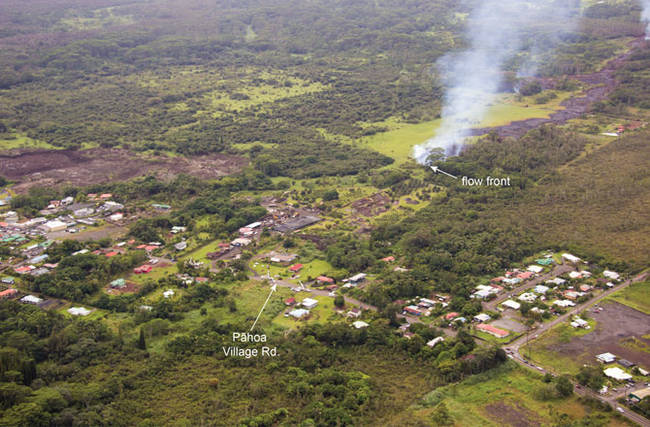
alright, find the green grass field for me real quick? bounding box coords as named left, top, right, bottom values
left=607, top=280, right=650, bottom=314
left=399, top=361, right=626, bottom=427
left=0, top=133, right=58, bottom=150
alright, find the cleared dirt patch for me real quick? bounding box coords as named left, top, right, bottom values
left=350, top=192, right=391, bottom=217
left=0, top=148, right=247, bottom=193
left=484, top=402, right=541, bottom=427
left=549, top=301, right=650, bottom=368
left=106, top=281, right=140, bottom=295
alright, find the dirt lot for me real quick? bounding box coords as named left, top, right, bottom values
left=484, top=402, right=541, bottom=427
left=0, top=148, right=248, bottom=193
left=350, top=192, right=391, bottom=217
left=48, top=225, right=127, bottom=241
left=492, top=317, right=527, bottom=334
left=106, top=281, right=140, bottom=295
left=549, top=301, right=650, bottom=368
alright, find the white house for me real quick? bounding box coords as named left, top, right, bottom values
left=68, top=307, right=91, bottom=316
left=604, top=367, right=632, bottom=381
left=562, top=253, right=581, bottom=264
left=474, top=313, right=491, bottom=323
left=546, top=277, right=566, bottom=285
left=163, top=289, right=175, bottom=298
left=502, top=300, right=521, bottom=310
left=527, top=265, right=543, bottom=274
left=41, top=220, right=67, bottom=233
left=518, top=292, right=537, bottom=303
left=352, top=321, right=369, bottom=329
left=533, top=285, right=550, bottom=294
left=301, top=298, right=318, bottom=309
left=553, top=299, right=576, bottom=308
left=289, top=308, right=310, bottom=319
left=603, top=270, right=620, bottom=280
left=20, top=295, right=43, bottom=305
left=596, top=352, right=616, bottom=363
left=426, top=337, right=445, bottom=348
left=571, top=317, right=589, bottom=329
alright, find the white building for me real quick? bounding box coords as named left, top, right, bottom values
left=163, top=289, right=175, bottom=298
left=231, top=237, right=252, bottom=247
left=546, top=277, right=566, bottom=286
left=533, top=285, right=550, bottom=294
left=527, top=265, right=543, bottom=273
left=553, top=299, right=576, bottom=308
left=68, top=307, right=91, bottom=316
left=596, top=352, right=616, bottom=363
left=352, top=321, right=369, bottom=329
left=20, top=295, right=43, bottom=305
left=502, top=300, right=521, bottom=310
left=604, top=367, right=632, bottom=381
left=571, top=317, right=589, bottom=329
left=41, top=220, right=67, bottom=232
left=603, top=270, right=620, bottom=280
left=301, top=298, right=318, bottom=309
left=426, top=337, right=445, bottom=348
left=562, top=253, right=581, bottom=264
left=289, top=308, right=310, bottom=319
left=474, top=313, right=491, bottom=323
left=518, top=292, right=537, bottom=303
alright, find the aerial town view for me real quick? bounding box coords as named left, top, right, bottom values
left=0, top=0, right=649, bottom=426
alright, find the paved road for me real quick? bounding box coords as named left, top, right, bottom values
left=506, top=272, right=650, bottom=427
left=484, top=264, right=574, bottom=311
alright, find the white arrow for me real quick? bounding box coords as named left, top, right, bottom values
left=250, top=283, right=277, bottom=332
left=430, top=165, right=458, bottom=179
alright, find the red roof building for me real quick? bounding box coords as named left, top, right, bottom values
left=195, top=277, right=208, bottom=283
left=403, top=306, right=422, bottom=316
left=136, top=244, right=147, bottom=249
left=445, top=312, right=459, bottom=321
left=0, top=289, right=17, bottom=299
left=15, top=266, right=32, bottom=273
left=381, top=256, right=395, bottom=262
left=284, top=297, right=296, bottom=306
left=134, top=265, right=153, bottom=274
left=289, top=264, right=303, bottom=272
left=105, top=251, right=118, bottom=258
left=517, top=272, right=533, bottom=280
left=317, top=276, right=334, bottom=284
left=144, top=245, right=158, bottom=252
left=476, top=323, right=509, bottom=338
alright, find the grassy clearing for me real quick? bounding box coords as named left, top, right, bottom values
left=397, top=361, right=626, bottom=427
left=607, top=280, right=650, bottom=314
left=0, top=133, right=58, bottom=150
left=522, top=322, right=594, bottom=375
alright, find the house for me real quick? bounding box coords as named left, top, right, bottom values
left=570, top=317, right=589, bottom=329
left=289, top=264, right=303, bottom=273
left=427, top=337, right=445, bottom=348
left=325, top=284, right=338, bottom=292
left=630, top=388, right=650, bottom=403
left=73, top=207, right=94, bottom=218
left=269, top=253, right=297, bottom=264
left=289, top=308, right=310, bottom=319
left=2, top=277, right=15, bottom=285
left=284, top=297, right=296, bottom=306
left=444, top=312, right=459, bottom=321
left=231, top=237, right=252, bottom=247
left=536, top=258, right=554, bottom=266
left=596, top=352, right=616, bottom=364
left=109, top=213, right=123, bottom=222
left=618, top=359, right=635, bottom=368
left=604, top=367, right=632, bottom=381
left=518, top=292, right=537, bottom=303
left=0, top=289, right=18, bottom=299
left=347, top=308, right=361, bottom=318
left=346, top=273, right=367, bottom=285
left=562, top=253, right=581, bottom=264
left=301, top=298, right=318, bottom=309
left=527, top=265, right=543, bottom=274
left=516, top=271, right=534, bottom=280
left=174, top=241, right=188, bottom=251
left=563, top=290, right=582, bottom=300
left=171, top=226, right=186, bottom=234
left=474, top=313, right=491, bottom=323
left=105, top=251, right=118, bottom=258
left=476, top=324, right=509, bottom=338
left=502, top=300, right=521, bottom=310
left=403, top=306, right=422, bottom=316
left=352, top=320, right=369, bottom=329
left=68, top=307, right=91, bottom=316
left=110, top=278, right=126, bottom=289
left=246, top=221, right=262, bottom=229
left=163, top=289, right=175, bottom=298
left=579, top=284, right=592, bottom=292
left=603, top=270, right=620, bottom=280
left=21, top=295, right=43, bottom=305
left=134, top=265, right=153, bottom=274
left=553, top=299, right=576, bottom=308
left=381, top=256, right=395, bottom=262
left=316, top=276, right=334, bottom=285
left=533, top=285, right=550, bottom=294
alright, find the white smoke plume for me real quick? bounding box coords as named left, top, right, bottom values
left=413, top=0, right=578, bottom=164
left=642, top=0, right=650, bottom=39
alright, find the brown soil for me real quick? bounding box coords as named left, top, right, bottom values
left=469, top=37, right=647, bottom=139
left=549, top=301, right=650, bottom=368
left=484, top=402, right=541, bottom=427
left=351, top=192, right=391, bottom=217
left=0, top=148, right=248, bottom=193
left=106, top=281, right=140, bottom=295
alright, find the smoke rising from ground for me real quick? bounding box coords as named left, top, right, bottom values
left=413, top=0, right=577, bottom=164
left=642, top=0, right=650, bottom=39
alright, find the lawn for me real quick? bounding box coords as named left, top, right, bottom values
left=398, top=361, right=627, bottom=427
left=607, top=280, right=650, bottom=314
left=521, top=321, right=597, bottom=375
left=0, top=133, right=58, bottom=150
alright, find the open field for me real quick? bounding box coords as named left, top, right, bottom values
left=607, top=280, right=650, bottom=314
left=395, top=361, right=628, bottom=427
left=524, top=301, right=650, bottom=375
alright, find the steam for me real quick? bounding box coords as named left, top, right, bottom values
left=413, top=0, right=577, bottom=164
left=643, top=0, right=650, bottom=40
